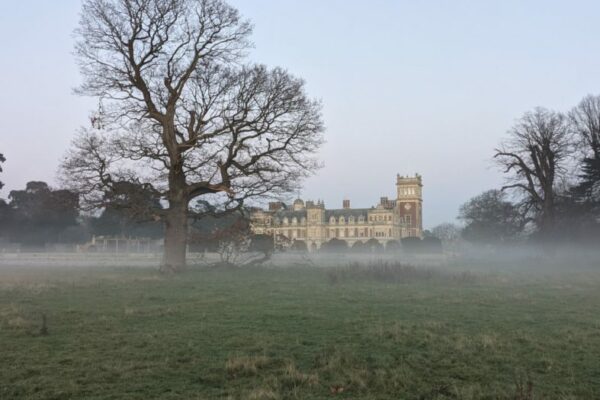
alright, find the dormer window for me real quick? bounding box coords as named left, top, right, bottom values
left=339, top=216, right=345, bottom=224
left=349, top=216, right=355, bottom=224
left=329, top=216, right=336, bottom=224
left=283, top=217, right=289, bottom=225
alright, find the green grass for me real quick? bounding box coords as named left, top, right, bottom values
left=1, top=263, right=600, bottom=399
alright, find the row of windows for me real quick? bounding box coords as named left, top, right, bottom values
left=267, top=214, right=411, bottom=226
left=326, top=228, right=393, bottom=239
left=267, top=227, right=418, bottom=239
left=399, top=187, right=418, bottom=196
left=268, top=217, right=306, bottom=225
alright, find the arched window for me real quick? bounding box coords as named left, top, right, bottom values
left=349, top=216, right=355, bottom=224
left=329, top=216, right=336, bottom=224
left=339, top=216, right=345, bottom=224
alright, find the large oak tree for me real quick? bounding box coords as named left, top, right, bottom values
left=61, top=0, right=324, bottom=271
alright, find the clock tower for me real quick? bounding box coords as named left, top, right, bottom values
left=396, top=174, right=423, bottom=237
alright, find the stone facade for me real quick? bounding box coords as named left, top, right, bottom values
left=250, top=174, right=423, bottom=251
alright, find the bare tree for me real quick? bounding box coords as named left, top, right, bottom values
left=569, top=94, right=600, bottom=201
left=430, top=222, right=461, bottom=243
left=61, top=0, right=324, bottom=271
left=569, top=94, right=600, bottom=159
left=494, top=108, right=573, bottom=237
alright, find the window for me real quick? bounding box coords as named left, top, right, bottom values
left=349, top=216, right=355, bottom=224
left=292, top=217, right=297, bottom=225
left=330, top=216, right=336, bottom=224
left=283, top=217, right=289, bottom=225
left=358, top=216, right=364, bottom=223
left=339, top=216, right=345, bottom=224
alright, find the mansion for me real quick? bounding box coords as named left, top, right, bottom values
left=250, top=174, right=423, bottom=251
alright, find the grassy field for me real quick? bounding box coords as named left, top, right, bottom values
left=1, top=262, right=600, bottom=399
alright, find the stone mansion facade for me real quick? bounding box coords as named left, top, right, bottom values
left=250, top=174, right=423, bottom=251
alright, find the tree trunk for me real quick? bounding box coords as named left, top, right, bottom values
left=541, top=189, right=555, bottom=239
left=162, top=198, right=188, bottom=272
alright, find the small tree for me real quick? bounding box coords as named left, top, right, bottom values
left=321, top=238, right=348, bottom=253
left=364, top=238, right=383, bottom=253
left=459, top=190, right=523, bottom=244
left=494, top=108, right=573, bottom=238
left=430, top=223, right=461, bottom=243
left=351, top=241, right=365, bottom=253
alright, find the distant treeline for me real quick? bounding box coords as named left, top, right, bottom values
left=0, top=181, right=163, bottom=248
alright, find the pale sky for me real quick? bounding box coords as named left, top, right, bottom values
left=1, top=0, right=599, bottom=228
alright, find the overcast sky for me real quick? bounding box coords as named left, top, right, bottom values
left=1, top=0, right=599, bottom=228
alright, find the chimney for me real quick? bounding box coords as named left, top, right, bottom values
left=343, top=199, right=350, bottom=209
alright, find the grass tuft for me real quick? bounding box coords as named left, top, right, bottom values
left=226, top=355, right=271, bottom=377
